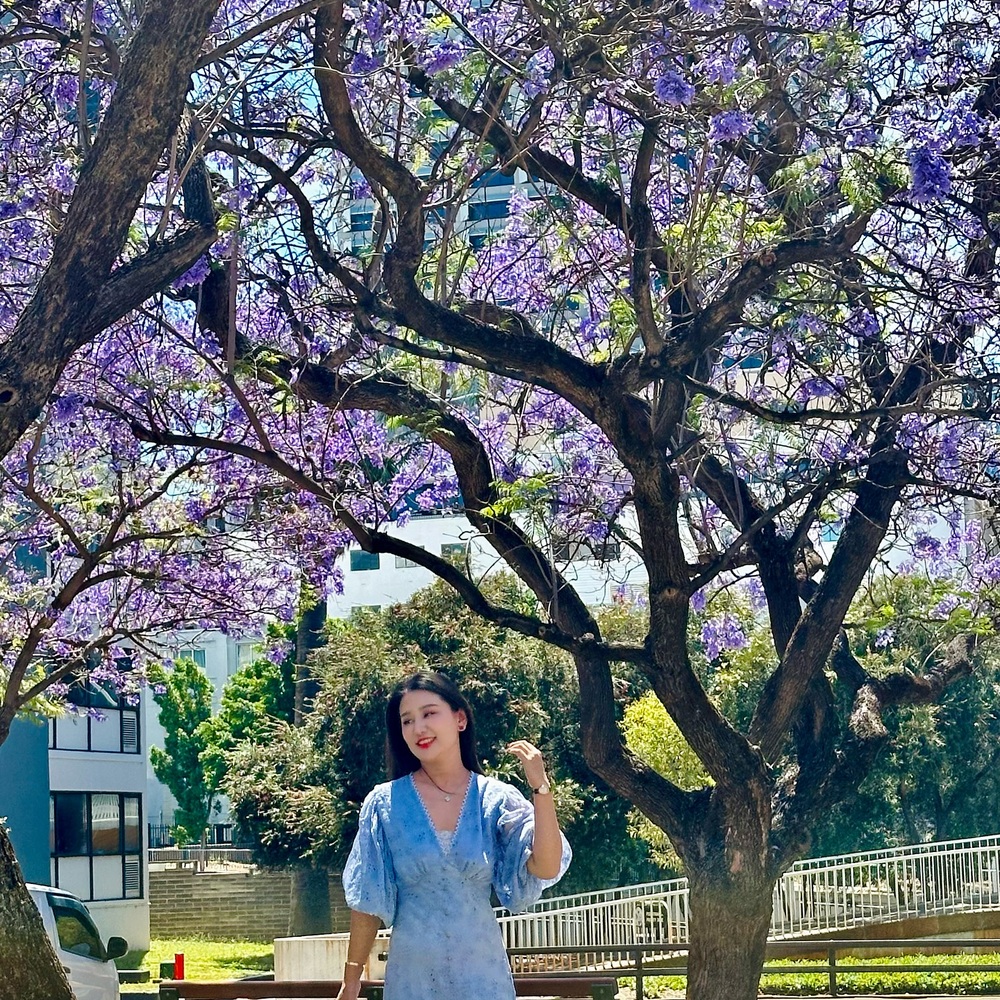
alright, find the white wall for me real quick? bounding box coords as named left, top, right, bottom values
left=327, top=512, right=648, bottom=618
left=144, top=630, right=261, bottom=829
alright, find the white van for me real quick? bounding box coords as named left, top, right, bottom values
left=28, top=883, right=128, bottom=1000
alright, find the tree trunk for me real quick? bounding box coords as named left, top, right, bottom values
left=0, top=822, right=74, bottom=1000
left=287, top=577, right=330, bottom=936
left=685, top=877, right=773, bottom=1000
left=288, top=863, right=332, bottom=936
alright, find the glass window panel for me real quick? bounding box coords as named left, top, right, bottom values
left=236, top=642, right=259, bottom=669
left=55, top=715, right=89, bottom=751
left=349, top=549, right=380, bottom=571
left=90, top=794, right=121, bottom=855
left=467, top=199, right=510, bottom=221
left=90, top=711, right=121, bottom=752
left=123, top=796, right=140, bottom=852
left=178, top=648, right=206, bottom=668
left=88, top=681, right=118, bottom=711
left=54, top=794, right=88, bottom=855
left=49, top=897, right=105, bottom=959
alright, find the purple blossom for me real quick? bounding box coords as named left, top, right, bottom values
left=908, top=146, right=951, bottom=204
left=846, top=307, right=879, bottom=338
left=654, top=70, right=695, bottom=107
left=52, top=393, right=85, bottom=423
left=578, top=316, right=602, bottom=345
left=796, top=375, right=846, bottom=404
left=709, top=110, right=752, bottom=142
left=913, top=534, right=942, bottom=558
left=873, top=625, right=896, bottom=649
left=524, top=47, right=555, bottom=99
left=50, top=161, right=77, bottom=196
left=172, top=255, right=211, bottom=290
left=350, top=50, right=382, bottom=75
left=688, top=0, right=724, bottom=13
left=745, top=578, right=767, bottom=611
left=698, top=52, right=736, bottom=85
left=53, top=75, right=78, bottom=109
left=420, top=39, right=465, bottom=75
left=932, top=594, right=961, bottom=617
left=701, top=613, right=748, bottom=660
left=361, top=2, right=387, bottom=43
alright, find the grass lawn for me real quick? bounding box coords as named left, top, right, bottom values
left=117, top=937, right=274, bottom=992
left=629, top=952, right=1000, bottom=996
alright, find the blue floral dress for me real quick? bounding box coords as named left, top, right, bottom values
left=342, top=771, right=572, bottom=999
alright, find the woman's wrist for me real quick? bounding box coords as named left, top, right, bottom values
left=343, top=960, right=364, bottom=982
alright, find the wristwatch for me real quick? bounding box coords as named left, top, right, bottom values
left=532, top=780, right=551, bottom=795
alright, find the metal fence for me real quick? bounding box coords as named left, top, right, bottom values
left=497, top=833, right=1000, bottom=953
left=148, top=845, right=255, bottom=867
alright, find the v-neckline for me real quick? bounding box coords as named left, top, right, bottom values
left=410, top=771, right=474, bottom=851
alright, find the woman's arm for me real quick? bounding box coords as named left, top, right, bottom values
left=335, top=910, right=382, bottom=1000
left=507, top=739, right=565, bottom=879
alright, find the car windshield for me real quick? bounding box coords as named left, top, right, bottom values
left=47, top=893, right=106, bottom=961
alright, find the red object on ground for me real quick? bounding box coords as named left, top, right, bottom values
left=174, top=953, right=185, bottom=980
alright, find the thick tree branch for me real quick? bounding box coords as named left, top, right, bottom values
left=0, top=0, right=223, bottom=460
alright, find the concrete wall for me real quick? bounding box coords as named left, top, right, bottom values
left=149, top=866, right=351, bottom=942
left=0, top=717, right=50, bottom=884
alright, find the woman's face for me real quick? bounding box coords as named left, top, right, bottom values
left=399, top=689, right=466, bottom=765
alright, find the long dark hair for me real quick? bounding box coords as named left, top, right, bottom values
left=386, top=671, right=483, bottom=779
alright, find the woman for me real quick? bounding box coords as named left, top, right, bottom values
left=337, top=671, right=571, bottom=1000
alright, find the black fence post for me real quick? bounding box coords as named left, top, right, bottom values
left=828, top=946, right=837, bottom=997
left=635, top=947, right=644, bottom=1000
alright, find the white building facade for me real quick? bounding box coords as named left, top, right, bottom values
left=48, top=683, right=150, bottom=949
left=327, top=511, right=648, bottom=618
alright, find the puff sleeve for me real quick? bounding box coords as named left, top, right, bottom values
left=492, top=786, right=571, bottom=914
left=342, top=788, right=397, bottom=926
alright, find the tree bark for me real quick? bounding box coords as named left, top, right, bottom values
left=0, top=822, right=74, bottom=1000
left=685, top=876, right=773, bottom=1000
left=288, top=578, right=331, bottom=936
left=288, top=863, right=332, bottom=937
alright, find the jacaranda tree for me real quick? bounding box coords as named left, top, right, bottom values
left=2, top=0, right=1000, bottom=997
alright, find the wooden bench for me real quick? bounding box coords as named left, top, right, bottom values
left=159, top=975, right=619, bottom=999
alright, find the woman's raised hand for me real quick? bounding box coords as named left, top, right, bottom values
left=505, top=739, right=549, bottom=791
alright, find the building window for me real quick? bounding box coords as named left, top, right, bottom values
left=50, top=792, right=144, bottom=901
left=471, top=168, right=513, bottom=190
left=50, top=674, right=141, bottom=755
left=177, top=647, right=207, bottom=668
left=468, top=199, right=510, bottom=222
left=236, top=641, right=260, bottom=671
left=350, top=210, right=373, bottom=233
left=394, top=555, right=419, bottom=569
left=440, top=542, right=468, bottom=561
left=349, top=549, right=380, bottom=571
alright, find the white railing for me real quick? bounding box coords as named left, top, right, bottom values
left=498, top=834, right=1000, bottom=956
left=148, top=846, right=254, bottom=868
